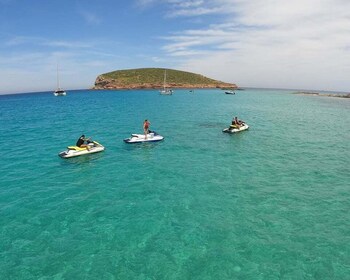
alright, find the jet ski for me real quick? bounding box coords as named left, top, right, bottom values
left=59, top=140, right=105, bottom=158
left=124, top=131, right=164, bottom=143
left=223, top=123, right=249, bottom=133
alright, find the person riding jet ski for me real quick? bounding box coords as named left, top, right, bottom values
left=231, top=116, right=243, bottom=128
left=223, top=117, right=249, bottom=133
left=76, top=135, right=91, bottom=150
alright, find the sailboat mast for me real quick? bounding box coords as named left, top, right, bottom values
left=56, top=64, right=60, bottom=90
left=163, top=70, right=166, bottom=90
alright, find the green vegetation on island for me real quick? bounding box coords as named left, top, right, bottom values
left=93, top=68, right=237, bottom=90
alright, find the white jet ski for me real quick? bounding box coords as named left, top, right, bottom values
left=124, top=131, right=164, bottom=143
left=59, top=140, right=105, bottom=158
left=223, top=123, right=249, bottom=133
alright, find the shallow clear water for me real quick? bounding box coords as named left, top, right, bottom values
left=0, top=89, right=349, bottom=279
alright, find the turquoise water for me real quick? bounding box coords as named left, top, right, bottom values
left=0, top=89, right=349, bottom=279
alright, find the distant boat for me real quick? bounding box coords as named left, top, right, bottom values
left=159, top=70, right=173, bottom=95
left=225, top=90, right=235, bottom=95
left=54, top=89, right=66, bottom=96
left=53, top=64, right=66, bottom=96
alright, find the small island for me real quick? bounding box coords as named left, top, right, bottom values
left=294, top=91, right=350, bottom=98
left=93, top=68, right=237, bottom=90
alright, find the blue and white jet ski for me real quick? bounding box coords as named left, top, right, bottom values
left=59, top=140, right=105, bottom=158
left=223, top=123, right=249, bottom=133
left=124, top=131, right=164, bottom=143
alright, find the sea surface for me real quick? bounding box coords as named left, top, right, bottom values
left=0, top=89, right=349, bottom=279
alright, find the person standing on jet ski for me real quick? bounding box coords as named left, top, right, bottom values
left=143, top=119, right=151, bottom=139
left=76, top=135, right=90, bottom=150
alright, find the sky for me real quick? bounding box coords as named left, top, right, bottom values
left=0, top=0, right=349, bottom=94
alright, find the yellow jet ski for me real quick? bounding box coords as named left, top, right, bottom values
left=59, top=141, right=105, bottom=158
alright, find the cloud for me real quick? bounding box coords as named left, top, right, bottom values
left=4, top=36, right=96, bottom=50
left=0, top=35, right=125, bottom=93
left=166, top=6, right=223, bottom=17
left=158, top=0, right=350, bottom=90
left=79, top=10, right=101, bottom=25
left=135, top=0, right=225, bottom=16
left=134, top=0, right=157, bottom=9
left=5, top=36, right=43, bottom=46
left=0, top=49, right=113, bottom=93
left=44, top=40, right=93, bottom=49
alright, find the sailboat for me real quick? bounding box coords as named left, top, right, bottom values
left=159, top=70, right=173, bottom=95
left=53, top=64, right=66, bottom=96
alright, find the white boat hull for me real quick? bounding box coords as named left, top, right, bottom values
left=160, top=89, right=173, bottom=95
left=223, top=123, right=249, bottom=133
left=59, top=141, right=104, bottom=158
left=124, top=132, right=164, bottom=143
left=54, top=90, right=66, bottom=96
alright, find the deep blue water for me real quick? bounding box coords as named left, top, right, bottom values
left=0, top=89, right=349, bottom=279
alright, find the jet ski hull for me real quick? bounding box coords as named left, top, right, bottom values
left=124, top=132, right=164, bottom=143
left=59, top=141, right=105, bottom=158
left=223, top=124, right=249, bottom=133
